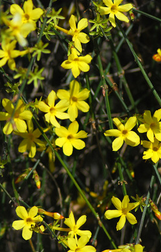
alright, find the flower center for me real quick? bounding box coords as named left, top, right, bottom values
left=26, top=217, right=34, bottom=224
left=122, top=129, right=128, bottom=135
left=110, top=4, right=118, bottom=13
left=14, top=112, right=19, bottom=118
left=67, top=134, right=73, bottom=139
left=24, top=13, right=30, bottom=21
left=28, top=132, right=35, bottom=141
left=122, top=208, right=128, bottom=215
left=74, top=29, right=79, bottom=37
left=150, top=122, right=156, bottom=130
left=71, top=96, right=78, bottom=102
left=50, top=107, right=55, bottom=114
left=73, top=225, right=78, bottom=234
left=153, top=146, right=158, bottom=152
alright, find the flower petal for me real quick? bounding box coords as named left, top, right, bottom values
left=68, top=121, right=79, bottom=134
left=118, top=3, right=133, bottom=12
left=12, top=220, right=25, bottom=230
left=111, top=196, right=122, bottom=210
left=126, top=212, right=137, bottom=225
left=78, top=18, right=88, bottom=31
left=28, top=206, right=38, bottom=218
left=116, top=215, right=126, bottom=230
left=104, top=209, right=122, bottom=219
left=22, top=225, right=33, bottom=240
left=63, top=141, right=73, bottom=156
left=76, top=215, right=86, bottom=228
left=125, top=116, right=137, bottom=131
left=112, top=137, right=123, bottom=151
left=16, top=206, right=28, bottom=219
left=18, top=139, right=28, bottom=153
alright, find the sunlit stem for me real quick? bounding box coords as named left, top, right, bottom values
left=52, top=226, right=70, bottom=232
left=29, top=239, right=36, bottom=252
left=55, top=25, right=69, bottom=35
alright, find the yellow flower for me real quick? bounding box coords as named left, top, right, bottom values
left=138, top=109, right=161, bottom=142
left=64, top=211, right=92, bottom=239
left=104, top=195, right=138, bottom=231
left=12, top=206, right=43, bottom=240
left=68, top=15, right=90, bottom=52
left=99, top=0, right=133, bottom=27
left=0, top=40, right=21, bottom=70
left=104, top=116, right=140, bottom=151
left=36, top=90, right=69, bottom=128
left=141, top=138, right=161, bottom=163
left=61, top=48, right=92, bottom=78
left=0, top=98, right=32, bottom=135
left=67, top=236, right=96, bottom=252
left=55, top=121, right=87, bottom=156
left=55, top=15, right=89, bottom=52
left=152, top=48, right=161, bottom=62
left=3, top=12, right=35, bottom=46
left=10, top=0, right=43, bottom=25
left=57, top=80, right=90, bottom=121
left=103, top=244, right=144, bottom=252
left=15, top=119, right=44, bottom=158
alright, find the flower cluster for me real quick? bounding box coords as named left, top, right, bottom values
left=36, top=80, right=89, bottom=156
left=12, top=207, right=96, bottom=251
left=0, top=80, right=90, bottom=158
left=0, top=0, right=43, bottom=69
left=51, top=211, right=96, bottom=252
left=104, top=195, right=139, bottom=231
left=103, top=243, right=144, bottom=252
left=12, top=206, right=44, bottom=240
left=104, top=109, right=161, bottom=163
left=96, top=0, right=133, bottom=28
left=55, top=14, right=92, bottom=78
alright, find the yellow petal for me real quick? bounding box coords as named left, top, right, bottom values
left=22, top=225, right=33, bottom=240
left=16, top=206, right=28, bottom=219
left=12, top=220, right=25, bottom=230
left=112, top=137, right=123, bottom=151
left=104, top=209, right=122, bottom=219
left=116, top=215, right=126, bottom=230
left=126, top=212, right=137, bottom=225
left=28, top=206, right=38, bottom=218
left=111, top=196, right=121, bottom=209
left=70, top=138, right=85, bottom=150
left=63, top=141, right=73, bottom=156
left=125, top=116, right=137, bottom=131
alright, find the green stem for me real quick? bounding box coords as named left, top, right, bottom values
left=135, top=175, right=155, bottom=244
left=0, top=183, right=16, bottom=204
left=153, top=163, right=161, bottom=186
left=29, top=239, right=36, bottom=252
left=97, top=53, right=113, bottom=129
left=109, top=38, right=137, bottom=112
left=32, top=120, right=117, bottom=248
left=119, top=24, right=161, bottom=106
left=133, top=8, right=161, bottom=23
left=117, top=160, right=127, bottom=196
left=9, top=0, right=53, bottom=127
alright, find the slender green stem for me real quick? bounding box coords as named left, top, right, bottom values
left=135, top=175, right=155, bottom=244
left=153, top=163, right=161, bottom=186
left=133, top=8, right=161, bottom=23
left=0, top=183, right=16, bottom=204
left=97, top=53, right=113, bottom=129
left=119, top=24, right=161, bottom=106
left=29, top=239, right=36, bottom=252
left=32, top=119, right=117, bottom=248
left=8, top=0, right=53, bottom=130
left=109, top=38, right=137, bottom=112
left=117, top=160, right=127, bottom=196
